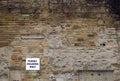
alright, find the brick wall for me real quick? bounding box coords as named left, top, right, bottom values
left=0, top=0, right=120, bottom=81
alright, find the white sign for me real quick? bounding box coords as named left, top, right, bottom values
left=26, top=58, right=40, bottom=70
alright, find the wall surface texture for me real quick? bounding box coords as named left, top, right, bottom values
left=0, top=0, right=120, bottom=81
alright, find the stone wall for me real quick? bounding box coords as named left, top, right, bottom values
left=0, top=0, right=120, bottom=81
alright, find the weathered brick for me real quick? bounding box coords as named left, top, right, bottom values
left=11, top=54, right=18, bottom=60
left=0, top=0, right=120, bottom=81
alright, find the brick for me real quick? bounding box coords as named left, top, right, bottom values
left=0, top=1, right=119, bottom=81
left=72, top=25, right=81, bottom=30
left=22, top=78, right=27, bottom=81
left=13, top=47, right=22, bottom=53
left=11, top=54, right=18, bottom=60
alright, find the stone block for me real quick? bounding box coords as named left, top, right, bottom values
left=72, top=25, right=81, bottom=30
left=11, top=54, right=18, bottom=60
left=76, top=38, right=84, bottom=42
left=25, top=46, right=44, bottom=53
left=13, top=47, right=22, bottom=53
left=97, top=19, right=105, bottom=25
left=73, top=78, right=78, bottom=81
left=0, top=79, right=8, bottom=81
left=22, top=78, right=27, bottom=81
left=56, top=78, right=64, bottom=81
left=10, top=71, right=21, bottom=81
left=41, top=57, right=49, bottom=65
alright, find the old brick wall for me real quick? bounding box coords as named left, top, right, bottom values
left=0, top=0, right=120, bottom=81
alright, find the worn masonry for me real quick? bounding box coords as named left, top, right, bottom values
left=0, top=0, right=120, bottom=81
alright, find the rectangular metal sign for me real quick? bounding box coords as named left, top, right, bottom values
left=26, top=58, right=40, bottom=70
